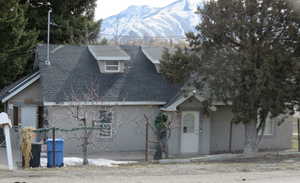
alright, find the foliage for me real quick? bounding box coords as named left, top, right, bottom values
left=0, top=0, right=101, bottom=90
left=21, top=0, right=101, bottom=44
left=98, top=38, right=108, bottom=45
left=161, top=0, right=300, bottom=153
left=160, top=47, right=195, bottom=83
left=154, top=112, right=168, bottom=130
left=0, top=0, right=38, bottom=89
left=153, top=112, right=169, bottom=160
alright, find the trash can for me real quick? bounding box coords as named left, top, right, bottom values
left=46, top=138, right=64, bottom=167
left=22, top=143, right=41, bottom=168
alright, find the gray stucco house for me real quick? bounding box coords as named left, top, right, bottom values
left=0, top=45, right=293, bottom=156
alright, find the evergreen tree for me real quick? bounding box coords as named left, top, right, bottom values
left=161, top=0, right=300, bottom=153
left=0, top=0, right=38, bottom=89
left=160, top=47, right=195, bottom=83
left=21, top=0, right=101, bottom=44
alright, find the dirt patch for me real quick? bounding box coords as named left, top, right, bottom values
left=1, top=154, right=300, bottom=183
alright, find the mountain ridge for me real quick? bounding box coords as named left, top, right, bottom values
left=100, top=0, right=202, bottom=41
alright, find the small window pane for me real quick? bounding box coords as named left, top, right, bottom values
left=183, top=113, right=195, bottom=133
left=94, top=111, right=112, bottom=137
left=105, top=61, right=120, bottom=72
left=106, top=66, right=119, bottom=70
left=106, top=61, right=119, bottom=66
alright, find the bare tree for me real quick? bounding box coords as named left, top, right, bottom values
left=111, top=15, right=136, bottom=45
left=63, top=85, right=115, bottom=165
left=135, top=110, right=180, bottom=160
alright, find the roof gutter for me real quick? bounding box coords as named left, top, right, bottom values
left=44, top=101, right=167, bottom=106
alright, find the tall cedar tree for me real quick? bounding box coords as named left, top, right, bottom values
left=0, top=0, right=38, bottom=89
left=161, top=0, right=300, bottom=153
left=21, top=0, right=101, bottom=44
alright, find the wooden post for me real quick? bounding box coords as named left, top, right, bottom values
left=145, top=120, right=149, bottom=162
left=0, top=112, right=13, bottom=170
left=297, top=118, right=300, bottom=152
left=4, top=125, right=13, bottom=170
left=52, top=127, right=56, bottom=168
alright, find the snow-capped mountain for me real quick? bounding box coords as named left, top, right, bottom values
left=101, top=0, right=202, bottom=40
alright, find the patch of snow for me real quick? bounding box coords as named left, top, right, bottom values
left=40, top=157, right=135, bottom=167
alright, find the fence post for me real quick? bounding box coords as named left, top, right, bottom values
left=52, top=127, right=56, bottom=168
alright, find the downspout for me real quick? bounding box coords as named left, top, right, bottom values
left=229, top=121, right=233, bottom=153
left=4, top=102, right=8, bottom=113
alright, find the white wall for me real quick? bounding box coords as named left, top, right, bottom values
left=47, top=105, right=160, bottom=154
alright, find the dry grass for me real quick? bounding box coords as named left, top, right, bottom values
left=21, top=128, right=34, bottom=168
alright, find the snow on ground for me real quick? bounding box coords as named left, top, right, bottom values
left=40, top=157, right=135, bottom=167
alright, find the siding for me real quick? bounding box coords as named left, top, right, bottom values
left=6, top=80, right=42, bottom=123
left=47, top=105, right=160, bottom=154
left=210, top=106, right=293, bottom=153
left=8, top=80, right=42, bottom=105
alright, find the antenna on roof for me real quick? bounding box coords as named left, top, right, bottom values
left=46, top=8, right=52, bottom=65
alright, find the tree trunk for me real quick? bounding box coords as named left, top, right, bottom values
left=244, top=120, right=258, bottom=154
left=82, top=126, right=89, bottom=165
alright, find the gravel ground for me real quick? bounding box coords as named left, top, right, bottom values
left=1, top=154, right=300, bottom=183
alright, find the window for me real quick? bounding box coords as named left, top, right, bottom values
left=94, top=110, right=113, bottom=137
left=257, top=117, right=273, bottom=136
left=264, top=119, right=273, bottom=135
left=105, top=61, right=120, bottom=72
left=182, top=113, right=195, bottom=133
left=13, top=106, right=19, bottom=127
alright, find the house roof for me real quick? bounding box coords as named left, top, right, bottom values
left=141, top=46, right=175, bottom=64
left=161, top=91, right=206, bottom=111
left=37, top=44, right=180, bottom=104
left=0, top=72, right=40, bottom=103
left=88, top=45, right=131, bottom=61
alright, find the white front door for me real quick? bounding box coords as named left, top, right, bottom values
left=181, top=111, right=199, bottom=154
left=21, top=106, right=37, bottom=128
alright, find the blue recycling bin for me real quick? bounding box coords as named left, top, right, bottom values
left=46, top=138, right=64, bottom=167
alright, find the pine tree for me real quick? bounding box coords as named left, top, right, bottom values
left=21, top=0, right=101, bottom=44
left=0, top=0, right=38, bottom=89
left=160, top=47, right=195, bottom=83
left=161, top=0, right=300, bottom=153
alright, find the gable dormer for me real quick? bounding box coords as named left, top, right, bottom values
left=142, top=46, right=175, bottom=73
left=88, top=45, right=131, bottom=73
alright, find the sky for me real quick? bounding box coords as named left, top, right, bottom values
left=95, top=0, right=176, bottom=20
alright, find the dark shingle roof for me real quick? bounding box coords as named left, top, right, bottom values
left=142, top=46, right=175, bottom=64
left=37, top=44, right=180, bottom=103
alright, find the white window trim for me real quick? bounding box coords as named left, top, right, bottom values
left=104, top=61, right=120, bottom=73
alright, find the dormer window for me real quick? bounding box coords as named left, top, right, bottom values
left=88, top=45, right=130, bottom=74
left=105, top=61, right=120, bottom=73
